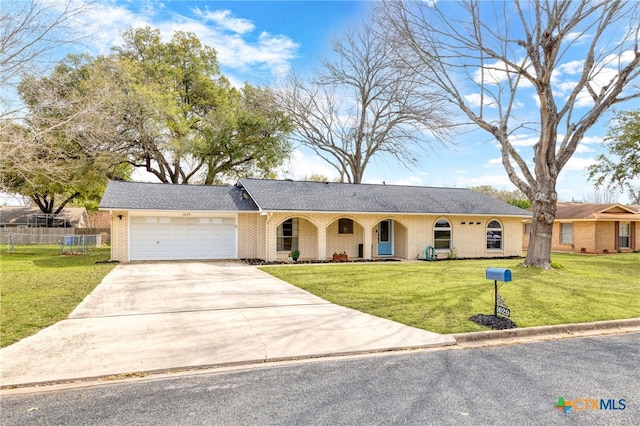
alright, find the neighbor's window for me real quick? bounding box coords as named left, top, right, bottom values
left=487, top=220, right=502, bottom=250
left=277, top=218, right=298, bottom=251
left=524, top=223, right=531, bottom=235
left=619, top=222, right=630, bottom=248
left=338, top=218, right=354, bottom=234
left=434, top=219, right=451, bottom=250
left=560, top=223, right=573, bottom=244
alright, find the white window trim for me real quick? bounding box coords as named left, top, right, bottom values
left=619, top=222, right=630, bottom=249
left=277, top=218, right=299, bottom=252
left=560, top=223, right=573, bottom=244
left=486, top=220, right=503, bottom=251
left=434, top=218, right=452, bottom=251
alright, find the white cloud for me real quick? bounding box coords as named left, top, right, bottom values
left=456, top=173, right=515, bottom=189
left=464, top=93, right=498, bottom=109
left=565, top=31, right=592, bottom=45
left=75, top=2, right=154, bottom=54
left=73, top=2, right=299, bottom=80
left=383, top=175, right=429, bottom=186
left=580, top=135, right=603, bottom=145
left=559, top=60, right=584, bottom=75
left=471, top=58, right=533, bottom=88
left=194, top=9, right=255, bottom=34
left=574, top=144, right=595, bottom=154
left=562, top=156, right=597, bottom=172
left=509, top=134, right=538, bottom=147
left=278, top=149, right=338, bottom=181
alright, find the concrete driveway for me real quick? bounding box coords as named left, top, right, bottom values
left=0, top=262, right=455, bottom=387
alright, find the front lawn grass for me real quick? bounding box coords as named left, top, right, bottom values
left=0, top=246, right=116, bottom=348
left=260, top=253, right=640, bottom=334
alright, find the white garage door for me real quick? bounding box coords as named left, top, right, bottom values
left=129, top=216, right=237, bottom=261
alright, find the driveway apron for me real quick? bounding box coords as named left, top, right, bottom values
left=0, top=262, right=455, bottom=387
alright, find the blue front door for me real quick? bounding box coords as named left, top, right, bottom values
left=378, top=220, right=392, bottom=256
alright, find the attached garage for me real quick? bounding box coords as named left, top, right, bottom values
left=129, top=215, right=237, bottom=261
left=100, top=181, right=258, bottom=262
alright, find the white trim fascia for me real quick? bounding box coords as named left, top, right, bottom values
left=256, top=209, right=531, bottom=217
left=124, top=209, right=238, bottom=217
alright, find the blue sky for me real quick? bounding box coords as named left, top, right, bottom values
left=11, top=0, right=640, bottom=203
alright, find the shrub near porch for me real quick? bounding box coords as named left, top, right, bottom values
left=260, top=253, right=640, bottom=334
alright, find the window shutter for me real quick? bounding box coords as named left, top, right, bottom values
left=614, top=221, right=619, bottom=251
left=631, top=222, right=637, bottom=250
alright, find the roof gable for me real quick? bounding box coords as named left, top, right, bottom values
left=555, top=203, right=640, bottom=220
left=237, top=178, right=531, bottom=216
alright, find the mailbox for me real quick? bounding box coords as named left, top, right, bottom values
left=486, top=267, right=512, bottom=282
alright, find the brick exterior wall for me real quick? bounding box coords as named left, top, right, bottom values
left=110, top=211, right=129, bottom=262
left=595, top=222, right=614, bottom=252
left=263, top=213, right=523, bottom=261
left=237, top=213, right=266, bottom=260
left=522, top=220, right=640, bottom=254
left=110, top=210, right=525, bottom=262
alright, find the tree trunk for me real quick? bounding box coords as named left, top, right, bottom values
left=523, top=189, right=557, bottom=269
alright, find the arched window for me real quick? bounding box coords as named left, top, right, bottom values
left=487, top=220, right=502, bottom=249
left=434, top=219, right=451, bottom=250
left=277, top=218, right=298, bottom=251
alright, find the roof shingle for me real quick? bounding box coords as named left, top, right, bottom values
left=99, top=180, right=258, bottom=211
left=99, top=178, right=532, bottom=217
left=237, top=178, right=530, bottom=216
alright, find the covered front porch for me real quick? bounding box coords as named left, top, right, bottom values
left=266, top=213, right=408, bottom=262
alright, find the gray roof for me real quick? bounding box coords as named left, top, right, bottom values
left=238, top=178, right=531, bottom=216
left=99, top=179, right=531, bottom=217
left=99, top=180, right=258, bottom=211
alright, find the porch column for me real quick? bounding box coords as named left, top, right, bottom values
left=363, top=226, right=373, bottom=260
left=317, top=225, right=327, bottom=260
left=265, top=214, right=277, bottom=261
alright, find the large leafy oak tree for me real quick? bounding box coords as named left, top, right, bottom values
left=111, top=27, right=292, bottom=184
left=2, top=27, right=293, bottom=214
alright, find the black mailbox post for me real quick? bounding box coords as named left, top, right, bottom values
left=486, top=268, right=512, bottom=317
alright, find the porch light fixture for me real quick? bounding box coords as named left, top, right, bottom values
left=118, top=214, right=123, bottom=220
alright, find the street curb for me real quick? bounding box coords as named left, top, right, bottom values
left=0, top=340, right=455, bottom=392
left=2, top=319, right=638, bottom=393
left=451, top=318, right=640, bottom=344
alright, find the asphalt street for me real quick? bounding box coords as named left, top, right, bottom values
left=2, top=333, right=638, bottom=425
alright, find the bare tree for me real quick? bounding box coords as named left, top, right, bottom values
left=583, top=189, right=619, bottom=204
left=1, top=0, right=88, bottom=118
left=380, top=0, right=640, bottom=268
left=628, top=186, right=640, bottom=205
left=277, top=21, right=452, bottom=183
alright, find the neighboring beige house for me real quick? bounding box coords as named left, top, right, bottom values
left=100, top=179, right=531, bottom=263
left=522, top=203, right=640, bottom=254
